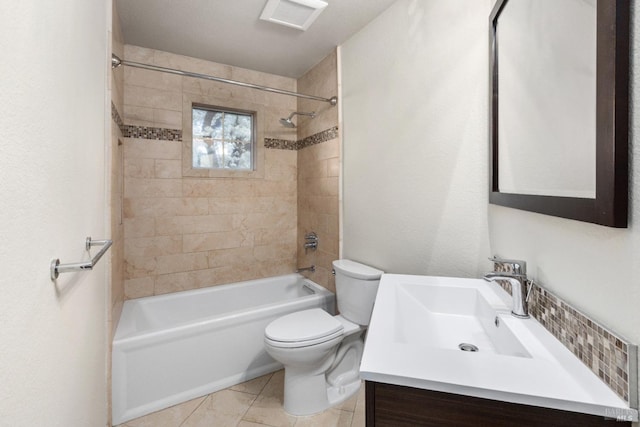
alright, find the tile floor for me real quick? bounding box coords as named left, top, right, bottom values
left=116, top=370, right=366, bottom=427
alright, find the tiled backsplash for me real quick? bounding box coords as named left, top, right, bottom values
left=529, top=285, right=636, bottom=405
left=493, top=264, right=637, bottom=407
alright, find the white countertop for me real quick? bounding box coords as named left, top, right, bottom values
left=360, top=274, right=637, bottom=422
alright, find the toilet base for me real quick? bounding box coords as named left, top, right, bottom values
left=327, top=378, right=361, bottom=408
left=283, top=370, right=328, bottom=416
left=283, top=368, right=361, bottom=416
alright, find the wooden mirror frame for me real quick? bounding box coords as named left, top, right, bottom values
left=489, top=0, right=630, bottom=228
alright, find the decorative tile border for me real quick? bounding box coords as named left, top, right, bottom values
left=493, top=264, right=636, bottom=406
left=265, top=126, right=339, bottom=151
left=123, top=125, right=182, bottom=141
left=112, top=106, right=336, bottom=148
left=297, top=126, right=339, bottom=150
left=264, top=138, right=298, bottom=150
left=111, top=103, right=182, bottom=141
left=111, top=102, right=125, bottom=134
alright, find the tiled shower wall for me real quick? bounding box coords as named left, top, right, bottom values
left=296, top=51, right=340, bottom=292
left=120, top=45, right=300, bottom=299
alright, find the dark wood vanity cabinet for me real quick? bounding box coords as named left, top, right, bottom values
left=365, top=381, right=631, bottom=427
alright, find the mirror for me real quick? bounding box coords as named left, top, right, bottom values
left=489, top=0, right=630, bottom=227
left=498, top=0, right=597, bottom=199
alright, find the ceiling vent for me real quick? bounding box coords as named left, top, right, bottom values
left=260, top=0, right=328, bottom=31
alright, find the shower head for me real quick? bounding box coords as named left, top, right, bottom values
left=279, top=111, right=316, bottom=128
left=279, top=116, right=296, bottom=128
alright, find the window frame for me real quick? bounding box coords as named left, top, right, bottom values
left=182, top=93, right=265, bottom=179
left=191, top=103, right=256, bottom=172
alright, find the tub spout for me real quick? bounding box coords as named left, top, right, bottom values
left=296, top=265, right=315, bottom=273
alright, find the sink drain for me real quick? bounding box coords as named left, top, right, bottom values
left=458, top=343, right=479, bottom=352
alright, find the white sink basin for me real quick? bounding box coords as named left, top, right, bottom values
left=394, top=281, right=530, bottom=358
left=361, top=274, right=637, bottom=421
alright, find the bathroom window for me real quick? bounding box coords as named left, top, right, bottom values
left=192, top=105, right=255, bottom=170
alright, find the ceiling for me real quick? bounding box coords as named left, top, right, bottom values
left=115, top=0, right=397, bottom=78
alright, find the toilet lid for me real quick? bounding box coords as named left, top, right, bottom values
left=265, top=308, right=343, bottom=343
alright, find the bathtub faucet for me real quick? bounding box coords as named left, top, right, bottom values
left=304, top=232, right=318, bottom=250
left=296, top=265, right=315, bottom=273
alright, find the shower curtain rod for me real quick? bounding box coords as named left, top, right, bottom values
left=111, top=54, right=338, bottom=106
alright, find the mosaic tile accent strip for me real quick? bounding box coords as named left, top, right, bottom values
left=115, top=117, right=335, bottom=147
left=297, top=126, right=339, bottom=150
left=123, top=125, right=182, bottom=141
left=265, top=126, right=339, bottom=151
left=492, top=263, right=636, bottom=406
left=264, top=138, right=298, bottom=150
left=112, top=102, right=182, bottom=141
left=111, top=102, right=125, bottom=134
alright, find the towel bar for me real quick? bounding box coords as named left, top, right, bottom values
left=50, top=237, right=113, bottom=281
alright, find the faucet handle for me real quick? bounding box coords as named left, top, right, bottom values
left=525, top=279, right=534, bottom=303
left=488, top=255, right=527, bottom=275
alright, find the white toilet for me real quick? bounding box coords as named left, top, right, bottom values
left=264, top=259, right=383, bottom=416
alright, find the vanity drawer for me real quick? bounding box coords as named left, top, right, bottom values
left=365, top=381, right=631, bottom=427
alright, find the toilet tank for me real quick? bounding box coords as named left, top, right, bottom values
left=332, top=259, right=383, bottom=326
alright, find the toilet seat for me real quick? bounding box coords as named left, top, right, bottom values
left=265, top=308, right=344, bottom=348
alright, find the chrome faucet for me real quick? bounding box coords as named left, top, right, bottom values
left=304, top=232, right=318, bottom=250
left=296, top=265, right=315, bottom=273
left=483, top=256, right=531, bottom=319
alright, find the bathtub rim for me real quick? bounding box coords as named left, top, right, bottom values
left=114, top=290, right=333, bottom=346
left=114, top=273, right=331, bottom=341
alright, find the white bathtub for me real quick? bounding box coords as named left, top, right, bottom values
left=112, top=274, right=335, bottom=424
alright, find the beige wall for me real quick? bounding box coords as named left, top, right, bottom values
left=122, top=46, right=299, bottom=298
left=296, top=51, right=341, bottom=292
